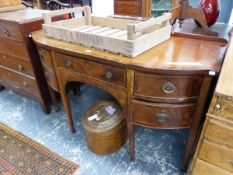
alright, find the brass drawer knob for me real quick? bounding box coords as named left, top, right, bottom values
left=162, top=82, right=175, bottom=93
left=4, top=29, right=10, bottom=37
left=2, top=55, right=6, bottom=59
left=229, top=160, right=233, bottom=165
left=18, top=64, right=23, bottom=72
left=65, top=60, right=72, bottom=67
left=39, top=51, right=44, bottom=60
left=215, top=104, right=221, bottom=111
left=105, top=71, right=113, bottom=79
left=156, top=113, right=170, bottom=122
left=22, top=81, right=28, bottom=88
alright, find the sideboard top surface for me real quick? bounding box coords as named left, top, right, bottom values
left=0, top=8, right=44, bottom=24
left=32, top=30, right=228, bottom=75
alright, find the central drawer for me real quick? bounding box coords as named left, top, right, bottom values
left=132, top=100, right=195, bottom=128
left=0, top=53, right=34, bottom=76
left=134, top=72, right=203, bottom=103
left=55, top=53, right=127, bottom=87
left=0, top=67, right=39, bottom=96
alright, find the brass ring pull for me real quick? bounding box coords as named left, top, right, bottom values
left=65, top=60, right=72, bottom=67
left=18, top=64, right=23, bottom=72
left=39, top=51, right=44, bottom=60
left=4, top=29, right=10, bottom=37
left=162, top=82, right=175, bottom=93
left=156, top=113, right=170, bottom=122
left=105, top=71, right=113, bottom=79
left=215, top=104, right=221, bottom=111
left=22, top=81, right=28, bottom=88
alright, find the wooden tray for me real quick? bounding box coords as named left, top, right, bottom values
left=42, top=6, right=171, bottom=57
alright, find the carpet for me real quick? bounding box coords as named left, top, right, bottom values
left=0, top=123, right=79, bottom=175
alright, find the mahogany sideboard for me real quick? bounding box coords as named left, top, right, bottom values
left=32, top=30, right=228, bottom=171
left=0, top=9, right=51, bottom=113
left=190, top=32, right=233, bottom=174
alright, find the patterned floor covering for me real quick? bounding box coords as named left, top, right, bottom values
left=0, top=85, right=188, bottom=175
left=0, top=123, right=78, bottom=175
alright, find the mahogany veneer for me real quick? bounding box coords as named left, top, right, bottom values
left=32, top=28, right=229, bottom=171
left=0, top=9, right=51, bottom=113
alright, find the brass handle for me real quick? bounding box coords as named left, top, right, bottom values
left=105, top=71, right=113, bottom=79
left=18, top=64, right=23, bottom=72
left=162, top=82, right=175, bottom=93
left=44, top=71, right=49, bottom=79
left=39, top=51, right=44, bottom=60
left=4, top=29, right=10, bottom=37
left=215, top=104, right=221, bottom=111
left=156, top=113, right=170, bottom=122
left=229, top=160, right=233, bottom=166
left=2, top=55, right=6, bottom=59
left=22, top=81, right=28, bottom=88
left=65, top=60, right=72, bottom=67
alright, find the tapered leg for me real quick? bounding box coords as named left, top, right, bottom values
left=128, top=122, right=135, bottom=161
left=48, top=86, right=59, bottom=112
left=0, top=85, right=4, bottom=92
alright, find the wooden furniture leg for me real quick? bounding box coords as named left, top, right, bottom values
left=181, top=75, right=212, bottom=171
left=171, top=0, right=218, bottom=36
left=0, top=85, right=4, bottom=92
left=57, top=71, right=75, bottom=133
left=128, top=122, right=135, bottom=161
left=48, top=86, right=59, bottom=112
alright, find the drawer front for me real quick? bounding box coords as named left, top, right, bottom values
left=114, top=1, right=142, bottom=16
left=212, top=96, right=233, bottom=122
left=0, top=37, right=30, bottom=61
left=38, top=47, right=54, bottom=68
left=0, top=53, right=34, bottom=76
left=192, top=159, right=232, bottom=175
left=43, top=63, right=59, bottom=92
left=0, top=67, right=39, bottom=96
left=205, top=117, right=233, bottom=148
left=132, top=100, right=195, bottom=128
left=199, top=140, right=233, bottom=173
left=0, top=20, right=23, bottom=41
left=55, top=53, right=127, bottom=87
left=134, top=72, right=203, bottom=103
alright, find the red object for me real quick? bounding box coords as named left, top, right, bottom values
left=198, top=0, right=220, bottom=27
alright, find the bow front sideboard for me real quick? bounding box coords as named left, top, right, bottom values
left=32, top=29, right=228, bottom=170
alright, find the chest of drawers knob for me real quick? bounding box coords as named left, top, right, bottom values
left=18, top=64, right=23, bottom=72
left=4, top=29, right=11, bottom=38
left=229, top=160, right=233, bottom=166
left=162, top=82, right=176, bottom=93
left=22, top=81, right=28, bottom=88
left=65, top=60, right=72, bottom=67
left=39, top=51, right=43, bottom=59
left=156, top=113, right=170, bottom=122
left=215, top=104, right=221, bottom=111
left=2, top=55, right=6, bottom=59
left=105, top=71, right=113, bottom=79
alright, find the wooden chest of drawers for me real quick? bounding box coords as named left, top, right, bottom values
left=190, top=33, right=233, bottom=174
left=114, top=0, right=151, bottom=17
left=0, top=9, right=51, bottom=113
